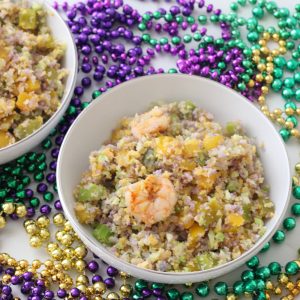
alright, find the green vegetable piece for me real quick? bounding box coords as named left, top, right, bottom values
left=197, top=151, right=208, bottom=166
left=225, top=122, right=237, bottom=136
left=197, top=252, right=216, bottom=270
left=227, top=180, right=240, bottom=192
left=93, top=224, right=114, bottom=245
left=77, top=183, right=107, bottom=202
left=142, top=148, right=156, bottom=170
left=19, top=8, right=37, bottom=30
left=243, top=204, right=251, bottom=222
left=170, top=113, right=181, bottom=135
left=14, top=116, right=43, bottom=140
left=179, top=101, right=196, bottom=116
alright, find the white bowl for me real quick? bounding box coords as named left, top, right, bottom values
left=57, top=74, right=291, bottom=284
left=0, top=1, right=77, bottom=164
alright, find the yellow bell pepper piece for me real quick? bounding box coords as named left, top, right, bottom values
left=0, top=131, right=14, bottom=149
left=0, top=48, right=9, bottom=60
left=183, top=139, right=200, bottom=157
left=26, top=79, right=40, bottom=92
left=16, top=92, right=39, bottom=112
left=227, top=213, right=245, bottom=227
left=189, top=223, right=206, bottom=239
left=194, top=167, right=219, bottom=191
left=116, top=150, right=140, bottom=167
left=180, top=160, right=196, bottom=171
left=16, top=92, right=30, bottom=111
left=203, top=134, right=224, bottom=151
left=155, top=136, right=181, bottom=156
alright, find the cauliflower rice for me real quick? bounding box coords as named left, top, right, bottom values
left=74, top=101, right=274, bottom=272
left=0, top=1, right=67, bottom=148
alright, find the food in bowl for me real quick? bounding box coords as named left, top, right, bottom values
left=0, top=1, right=68, bottom=149
left=73, top=101, right=274, bottom=272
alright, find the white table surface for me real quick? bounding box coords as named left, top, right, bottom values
left=1, top=0, right=300, bottom=298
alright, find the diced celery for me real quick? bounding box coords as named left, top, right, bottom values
left=242, top=204, right=251, bottom=222
left=77, top=183, right=107, bottom=202
left=197, top=151, right=208, bottom=166
left=14, top=116, right=43, bottom=140
left=226, top=180, right=241, bottom=192
left=170, top=113, right=181, bottom=134
left=98, top=153, right=109, bottom=163
left=179, top=101, right=196, bottom=116
left=19, top=8, right=37, bottom=30
left=174, top=203, right=181, bottom=213
left=208, top=230, right=216, bottom=249
left=262, top=185, right=270, bottom=192
left=225, top=122, right=237, bottom=136
left=37, top=35, right=54, bottom=49
left=215, top=232, right=224, bottom=242
left=254, top=218, right=263, bottom=226
left=142, top=148, right=156, bottom=169
left=93, top=224, right=114, bottom=245
left=197, top=252, right=215, bottom=270
left=208, top=230, right=224, bottom=250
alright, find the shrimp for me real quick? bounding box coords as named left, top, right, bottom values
left=125, top=175, right=177, bottom=226
left=131, top=106, right=170, bottom=139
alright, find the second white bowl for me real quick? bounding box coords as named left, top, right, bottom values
left=0, top=1, right=77, bottom=164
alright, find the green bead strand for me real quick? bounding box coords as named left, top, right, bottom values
left=291, top=203, right=300, bottom=216
left=29, top=198, right=40, bottom=208
left=166, top=288, right=180, bottom=300
left=214, top=282, right=228, bottom=295
left=256, top=266, right=271, bottom=279
left=151, top=283, right=165, bottom=290
left=92, top=90, right=101, bottom=99
left=255, top=279, right=266, bottom=290
left=246, top=256, right=260, bottom=269
left=135, top=280, right=147, bottom=292
left=233, top=281, right=244, bottom=295
left=252, top=6, right=264, bottom=19
left=293, top=186, right=300, bottom=199
left=195, top=283, right=210, bottom=297
left=279, top=128, right=291, bottom=141
left=283, top=217, right=296, bottom=230
left=180, top=292, right=193, bottom=300
left=43, top=192, right=54, bottom=202
left=285, top=261, right=299, bottom=275
left=268, top=262, right=282, bottom=275
left=244, top=279, right=256, bottom=293
left=255, top=291, right=267, bottom=300
left=241, top=270, right=255, bottom=281
left=42, top=139, right=52, bottom=150
left=272, top=230, right=286, bottom=243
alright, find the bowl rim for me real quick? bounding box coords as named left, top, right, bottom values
left=0, top=0, right=77, bottom=155
left=57, top=74, right=291, bottom=281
